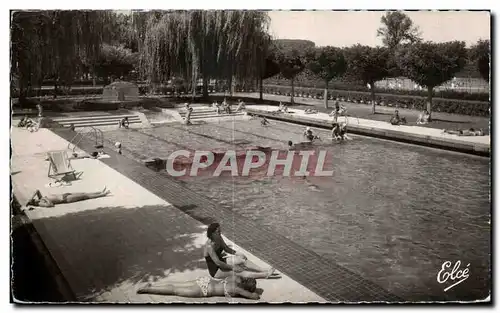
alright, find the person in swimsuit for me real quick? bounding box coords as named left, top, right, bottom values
left=332, top=122, right=350, bottom=140
left=261, top=117, right=270, bottom=126
left=119, top=117, right=130, bottom=129
left=443, top=128, right=485, bottom=136
left=137, top=276, right=261, bottom=300
left=303, top=127, right=320, bottom=142
left=235, top=99, right=246, bottom=112
left=26, top=187, right=111, bottom=208
left=304, top=109, right=318, bottom=114
left=390, top=110, right=407, bottom=125
left=203, top=223, right=280, bottom=279
left=287, top=140, right=314, bottom=150
left=416, top=110, right=430, bottom=125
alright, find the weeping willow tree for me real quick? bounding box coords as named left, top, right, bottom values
left=11, top=10, right=112, bottom=101
left=135, top=10, right=271, bottom=100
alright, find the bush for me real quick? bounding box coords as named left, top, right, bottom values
left=262, top=85, right=489, bottom=116
left=264, top=75, right=489, bottom=102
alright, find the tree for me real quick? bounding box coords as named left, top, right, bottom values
left=344, top=45, right=390, bottom=114
left=377, top=11, right=422, bottom=78
left=470, top=39, right=490, bottom=82
left=136, top=11, right=270, bottom=100
left=306, top=46, right=347, bottom=108
left=395, top=41, right=468, bottom=119
left=89, top=44, right=139, bottom=80
left=259, top=55, right=280, bottom=101
left=11, top=10, right=112, bottom=101
left=377, top=11, right=421, bottom=49
left=273, top=41, right=310, bottom=105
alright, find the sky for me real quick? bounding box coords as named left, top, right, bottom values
left=267, top=11, right=491, bottom=47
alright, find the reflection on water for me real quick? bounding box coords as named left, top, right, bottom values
left=105, top=119, right=490, bottom=301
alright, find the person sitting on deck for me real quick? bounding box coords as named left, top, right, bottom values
left=390, top=110, right=407, bottom=125
left=26, top=187, right=111, bottom=208
left=235, top=99, right=246, bottom=112
left=277, top=102, right=288, bottom=113
left=17, top=116, right=29, bottom=127
left=18, top=115, right=39, bottom=132
left=260, top=117, right=270, bottom=126
left=137, top=276, right=261, bottom=300
left=222, top=98, right=232, bottom=114
left=303, top=127, right=320, bottom=142
left=304, top=109, right=318, bottom=114
left=213, top=101, right=222, bottom=114
left=416, top=110, right=431, bottom=125
left=443, top=128, right=485, bottom=136
left=119, top=117, right=130, bottom=129
left=204, top=222, right=280, bottom=279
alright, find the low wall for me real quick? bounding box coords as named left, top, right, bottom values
left=246, top=108, right=490, bottom=157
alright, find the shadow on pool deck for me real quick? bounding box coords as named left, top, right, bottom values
left=25, top=204, right=209, bottom=300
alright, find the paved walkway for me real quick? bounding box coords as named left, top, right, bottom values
left=11, top=127, right=325, bottom=303
left=217, top=92, right=490, bottom=132
left=246, top=105, right=490, bottom=156
left=50, top=126, right=404, bottom=302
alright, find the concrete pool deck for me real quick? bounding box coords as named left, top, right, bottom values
left=245, top=105, right=490, bottom=157
left=11, top=127, right=325, bottom=303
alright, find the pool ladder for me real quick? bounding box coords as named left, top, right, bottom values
left=67, top=126, right=104, bottom=153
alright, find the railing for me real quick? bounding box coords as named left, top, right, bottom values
left=67, top=126, right=104, bottom=153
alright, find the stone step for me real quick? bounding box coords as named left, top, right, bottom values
left=52, top=114, right=139, bottom=123
left=183, top=113, right=246, bottom=120
left=57, top=120, right=142, bottom=128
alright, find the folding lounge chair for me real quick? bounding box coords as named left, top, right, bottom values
left=47, top=150, right=77, bottom=180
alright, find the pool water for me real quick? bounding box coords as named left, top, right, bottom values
left=104, top=119, right=490, bottom=301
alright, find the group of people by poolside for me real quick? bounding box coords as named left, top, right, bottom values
left=212, top=98, right=246, bottom=115
left=389, top=108, right=485, bottom=136
left=137, top=222, right=280, bottom=300
left=18, top=116, right=40, bottom=132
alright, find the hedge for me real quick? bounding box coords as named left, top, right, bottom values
left=261, top=85, right=490, bottom=117
left=263, top=70, right=489, bottom=102
left=261, top=80, right=489, bottom=102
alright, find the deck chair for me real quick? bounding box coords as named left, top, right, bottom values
left=47, top=150, right=77, bottom=181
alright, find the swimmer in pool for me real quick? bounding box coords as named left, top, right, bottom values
left=287, top=140, right=314, bottom=150
left=332, top=122, right=350, bottom=140
left=303, top=127, right=320, bottom=142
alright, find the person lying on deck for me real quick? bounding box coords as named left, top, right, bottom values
left=203, top=222, right=280, bottom=280
left=304, top=109, right=318, bottom=114
left=443, top=128, right=485, bottom=136
left=26, top=187, right=111, bottom=208
left=137, top=276, right=261, bottom=300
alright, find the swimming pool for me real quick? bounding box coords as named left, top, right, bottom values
left=104, top=119, right=490, bottom=300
